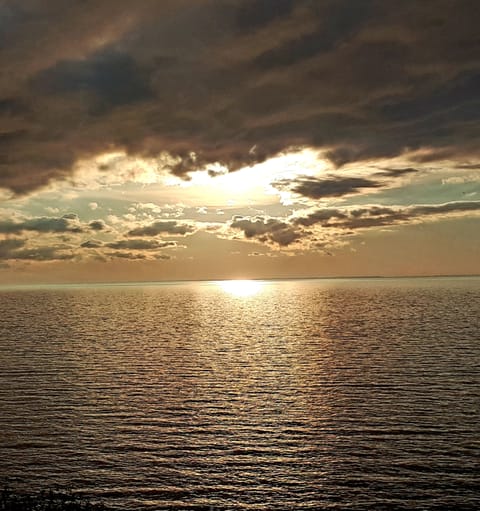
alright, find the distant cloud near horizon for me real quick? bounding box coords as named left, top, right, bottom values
left=0, top=1, right=479, bottom=194
left=0, top=237, right=74, bottom=262
left=294, top=201, right=480, bottom=232
left=229, top=200, right=480, bottom=247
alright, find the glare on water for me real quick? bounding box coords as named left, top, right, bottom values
left=216, top=279, right=265, bottom=297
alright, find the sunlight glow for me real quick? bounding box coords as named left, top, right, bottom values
left=217, top=279, right=265, bottom=297
left=163, top=148, right=330, bottom=206
left=70, top=148, right=331, bottom=207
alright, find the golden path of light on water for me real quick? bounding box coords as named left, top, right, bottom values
left=216, top=279, right=265, bottom=297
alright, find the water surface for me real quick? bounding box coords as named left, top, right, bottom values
left=0, top=278, right=479, bottom=509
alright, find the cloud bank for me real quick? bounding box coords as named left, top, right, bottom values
left=1, top=0, right=479, bottom=194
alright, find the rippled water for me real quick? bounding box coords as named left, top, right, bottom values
left=0, top=278, right=479, bottom=510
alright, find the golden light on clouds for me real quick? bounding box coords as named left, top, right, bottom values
left=65, top=148, right=329, bottom=208
left=165, top=148, right=330, bottom=206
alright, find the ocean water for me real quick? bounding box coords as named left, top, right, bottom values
left=0, top=277, right=479, bottom=510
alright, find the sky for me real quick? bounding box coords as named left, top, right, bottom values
left=0, top=0, right=479, bottom=284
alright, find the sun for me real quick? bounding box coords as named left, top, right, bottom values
left=162, top=148, right=329, bottom=206
left=217, top=279, right=264, bottom=297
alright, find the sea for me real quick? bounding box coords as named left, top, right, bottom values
left=0, top=277, right=479, bottom=510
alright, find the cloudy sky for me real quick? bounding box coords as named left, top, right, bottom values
left=0, top=0, right=479, bottom=284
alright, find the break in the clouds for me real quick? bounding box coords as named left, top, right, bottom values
left=0, top=1, right=480, bottom=193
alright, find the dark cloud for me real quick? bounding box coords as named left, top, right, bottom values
left=230, top=216, right=302, bottom=246
left=33, top=50, right=153, bottom=114
left=0, top=238, right=26, bottom=256
left=231, top=200, right=480, bottom=247
left=62, top=213, right=79, bottom=220
left=10, top=247, right=75, bottom=261
left=410, top=201, right=480, bottom=217
left=0, top=215, right=83, bottom=234
left=455, top=163, right=480, bottom=170
left=1, top=1, right=480, bottom=193
left=80, top=240, right=103, bottom=248
left=251, top=0, right=372, bottom=70
left=279, top=176, right=382, bottom=199
left=105, top=239, right=176, bottom=250
left=374, top=167, right=419, bottom=178
left=80, top=239, right=177, bottom=259
left=128, top=220, right=195, bottom=236
left=106, top=251, right=148, bottom=260
left=89, top=220, right=106, bottom=231
left=275, top=166, right=421, bottom=200
left=293, top=208, right=349, bottom=227
left=235, top=0, right=294, bottom=34
left=295, top=201, right=480, bottom=230
left=0, top=237, right=74, bottom=261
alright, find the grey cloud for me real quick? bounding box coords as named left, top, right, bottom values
left=81, top=238, right=177, bottom=254
left=294, top=208, right=348, bottom=227
left=455, top=163, right=480, bottom=170
left=0, top=215, right=83, bottom=234
left=235, top=0, right=295, bottom=35
left=9, top=247, right=75, bottom=261
left=89, top=220, right=106, bottom=231
left=230, top=216, right=302, bottom=246
left=411, top=201, right=480, bottom=217
left=276, top=167, right=422, bottom=201
left=0, top=1, right=478, bottom=193
left=105, top=239, right=176, bottom=250
left=280, top=176, right=382, bottom=199
left=128, top=220, right=195, bottom=236
left=106, top=251, right=148, bottom=260
left=232, top=200, right=480, bottom=247
left=81, top=240, right=103, bottom=248
left=251, top=0, right=372, bottom=70
left=347, top=201, right=480, bottom=229
left=0, top=238, right=26, bottom=257
left=374, top=167, right=419, bottom=178
left=295, top=201, right=480, bottom=230
left=33, top=50, right=153, bottom=114
left=0, top=238, right=74, bottom=261
left=61, top=213, right=79, bottom=220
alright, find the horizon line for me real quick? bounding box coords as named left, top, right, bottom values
left=1, top=273, right=479, bottom=289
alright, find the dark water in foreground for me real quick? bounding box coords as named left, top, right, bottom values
left=0, top=278, right=479, bottom=510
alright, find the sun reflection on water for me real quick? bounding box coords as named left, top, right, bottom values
left=216, top=279, right=264, bottom=297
